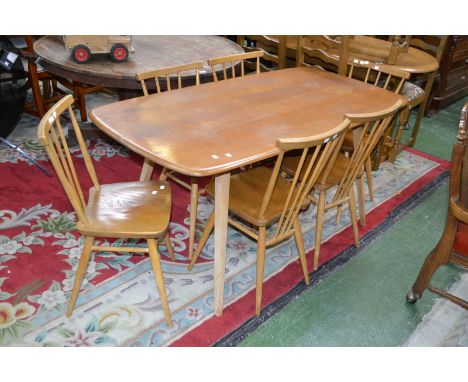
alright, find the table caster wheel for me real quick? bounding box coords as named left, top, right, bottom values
left=406, top=290, right=419, bottom=304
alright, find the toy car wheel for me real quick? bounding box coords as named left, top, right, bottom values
left=72, top=45, right=91, bottom=64
left=110, top=44, right=128, bottom=63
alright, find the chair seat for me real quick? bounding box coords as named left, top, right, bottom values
left=401, top=81, right=425, bottom=102
left=77, top=180, right=172, bottom=238
left=315, top=153, right=353, bottom=190
left=206, top=167, right=307, bottom=226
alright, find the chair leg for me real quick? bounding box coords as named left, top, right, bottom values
left=410, top=73, right=435, bottom=147
left=407, top=214, right=458, bottom=303
left=314, top=190, right=326, bottom=271
left=293, top=218, right=310, bottom=285
left=66, top=236, right=94, bottom=317
left=140, top=158, right=155, bottom=181
left=164, top=233, right=175, bottom=261
left=255, top=226, right=267, bottom=316
left=365, top=158, right=374, bottom=202
left=357, top=177, right=366, bottom=226
left=348, top=187, right=360, bottom=248
left=73, top=82, right=88, bottom=122
left=147, top=238, right=173, bottom=327
left=188, top=179, right=199, bottom=260
left=188, top=211, right=215, bottom=271
left=159, top=167, right=168, bottom=181
left=336, top=205, right=343, bottom=225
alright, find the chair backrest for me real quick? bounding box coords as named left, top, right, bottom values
left=207, top=50, right=264, bottom=81
left=296, top=35, right=350, bottom=75
left=237, top=35, right=287, bottom=71
left=259, top=118, right=351, bottom=240
left=136, top=61, right=204, bottom=96
left=331, top=100, right=405, bottom=204
left=347, top=58, right=410, bottom=93
left=390, top=35, right=448, bottom=64
left=37, top=94, right=99, bottom=223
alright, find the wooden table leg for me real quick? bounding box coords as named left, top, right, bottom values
left=214, top=172, right=230, bottom=317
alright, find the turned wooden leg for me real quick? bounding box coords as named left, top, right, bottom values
left=314, top=190, right=326, bottom=271
left=365, top=158, right=374, bottom=203
left=67, top=236, right=94, bottom=317
left=140, top=158, right=155, bottom=181
left=188, top=211, right=215, bottom=271
left=293, top=218, right=310, bottom=285
left=188, top=179, right=199, bottom=260
left=348, top=187, right=360, bottom=248
left=147, top=238, right=173, bottom=326
left=407, top=215, right=458, bottom=303
left=255, top=226, right=267, bottom=316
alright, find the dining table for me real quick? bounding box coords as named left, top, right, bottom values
left=90, top=66, right=406, bottom=317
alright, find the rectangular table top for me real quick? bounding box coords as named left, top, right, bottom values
left=90, top=67, right=406, bottom=177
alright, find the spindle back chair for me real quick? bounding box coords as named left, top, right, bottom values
left=207, top=50, right=264, bottom=81
left=189, top=118, right=351, bottom=315
left=38, top=94, right=175, bottom=326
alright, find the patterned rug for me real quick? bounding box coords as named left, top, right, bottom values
left=0, top=95, right=450, bottom=346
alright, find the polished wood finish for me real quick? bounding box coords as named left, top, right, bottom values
left=37, top=95, right=174, bottom=325
left=91, top=68, right=407, bottom=177
left=90, top=67, right=406, bottom=316
left=208, top=50, right=263, bottom=81
left=34, top=35, right=244, bottom=90
left=407, top=102, right=468, bottom=310
left=429, top=36, right=468, bottom=113
left=136, top=61, right=204, bottom=260
left=189, top=119, right=351, bottom=315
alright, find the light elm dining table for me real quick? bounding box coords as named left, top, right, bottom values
left=90, top=66, right=406, bottom=317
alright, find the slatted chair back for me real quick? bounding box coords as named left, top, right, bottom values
left=296, top=35, right=350, bottom=75
left=237, top=35, right=287, bottom=71
left=330, top=100, right=404, bottom=204
left=207, top=50, right=264, bottom=81
left=37, top=94, right=99, bottom=224
left=391, top=35, right=448, bottom=63
left=260, top=119, right=350, bottom=241
left=347, top=58, right=410, bottom=93
left=136, top=61, right=204, bottom=96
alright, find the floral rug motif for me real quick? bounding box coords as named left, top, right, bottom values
left=0, top=96, right=449, bottom=346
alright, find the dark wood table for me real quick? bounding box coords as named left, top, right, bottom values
left=33, top=35, right=244, bottom=94
left=91, top=67, right=406, bottom=316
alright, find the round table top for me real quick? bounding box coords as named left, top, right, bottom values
left=283, top=36, right=439, bottom=74
left=34, top=35, right=244, bottom=89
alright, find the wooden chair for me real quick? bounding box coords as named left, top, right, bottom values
left=188, top=119, right=351, bottom=315
left=283, top=100, right=404, bottom=270
left=37, top=95, right=175, bottom=326
left=136, top=62, right=204, bottom=260
left=236, top=35, right=287, bottom=72
left=344, top=59, right=410, bottom=212
left=18, top=36, right=104, bottom=122
left=395, top=36, right=449, bottom=148
left=295, top=35, right=350, bottom=75
left=18, top=36, right=62, bottom=118
left=407, top=102, right=468, bottom=309
left=207, top=50, right=264, bottom=81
